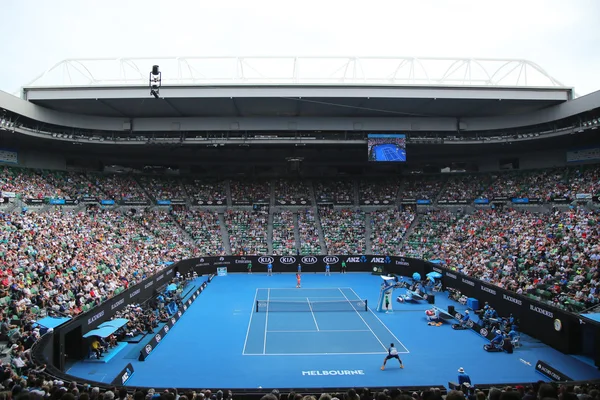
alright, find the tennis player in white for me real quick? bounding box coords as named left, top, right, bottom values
left=381, top=343, right=404, bottom=370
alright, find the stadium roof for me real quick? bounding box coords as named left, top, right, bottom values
left=19, top=57, right=574, bottom=120
left=23, top=56, right=569, bottom=88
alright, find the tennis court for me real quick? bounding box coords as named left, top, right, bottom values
left=243, top=288, right=407, bottom=355
left=372, top=144, right=406, bottom=162
left=65, top=273, right=600, bottom=389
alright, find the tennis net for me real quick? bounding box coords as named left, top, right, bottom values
left=255, top=299, right=368, bottom=312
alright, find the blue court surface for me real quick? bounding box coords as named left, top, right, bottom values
left=66, top=273, right=600, bottom=389
left=372, top=144, right=406, bottom=162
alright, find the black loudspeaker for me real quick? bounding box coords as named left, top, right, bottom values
left=427, top=294, right=435, bottom=304
left=448, top=305, right=456, bottom=315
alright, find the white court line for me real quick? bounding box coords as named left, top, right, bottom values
left=257, top=287, right=350, bottom=290
left=338, top=288, right=387, bottom=351
left=307, top=298, right=320, bottom=331
left=242, top=288, right=259, bottom=355
left=263, top=288, right=270, bottom=354
left=242, top=351, right=387, bottom=356
left=268, top=296, right=344, bottom=299
left=348, top=287, right=410, bottom=354
left=267, top=329, right=371, bottom=333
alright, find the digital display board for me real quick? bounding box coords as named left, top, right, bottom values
left=368, top=134, right=406, bottom=162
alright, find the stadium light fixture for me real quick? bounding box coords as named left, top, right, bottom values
left=149, top=65, right=161, bottom=99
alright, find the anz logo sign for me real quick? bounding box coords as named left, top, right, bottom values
left=323, top=256, right=340, bottom=264
left=301, top=256, right=318, bottom=264
left=280, top=256, right=297, bottom=265
left=371, top=256, right=391, bottom=264
left=258, top=256, right=274, bottom=264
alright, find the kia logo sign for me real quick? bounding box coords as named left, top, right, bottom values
left=145, top=345, right=152, bottom=354
left=323, top=256, right=340, bottom=264
left=301, top=256, right=318, bottom=264
left=480, top=328, right=488, bottom=337
left=280, top=256, right=296, bottom=264
left=258, top=256, right=274, bottom=264
left=164, top=326, right=169, bottom=333
left=155, top=334, right=162, bottom=343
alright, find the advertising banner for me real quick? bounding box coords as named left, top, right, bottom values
left=193, top=199, right=226, bottom=206
left=535, top=360, right=572, bottom=382
left=360, top=199, right=394, bottom=205
left=1, top=191, right=16, bottom=198
left=511, top=198, right=529, bottom=204
left=120, top=200, right=151, bottom=206
left=474, top=198, right=490, bottom=205
left=400, top=198, right=417, bottom=205
left=48, top=199, right=66, bottom=205
left=111, top=363, right=134, bottom=385
left=175, top=255, right=426, bottom=279
left=438, top=199, right=471, bottom=205
left=25, top=198, right=44, bottom=205
left=100, top=200, right=116, bottom=205
left=82, top=197, right=99, bottom=203
left=276, top=199, right=311, bottom=206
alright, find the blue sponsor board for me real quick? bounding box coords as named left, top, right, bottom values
left=511, top=198, right=529, bottom=204
left=156, top=200, right=171, bottom=205
left=101, top=199, right=116, bottom=205
left=474, top=198, right=489, bottom=204
left=416, top=199, right=431, bottom=205
left=49, top=199, right=66, bottom=205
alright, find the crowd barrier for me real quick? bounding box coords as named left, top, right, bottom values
left=175, top=254, right=428, bottom=276
left=17, top=195, right=600, bottom=206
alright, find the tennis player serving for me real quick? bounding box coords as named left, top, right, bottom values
left=381, top=343, right=404, bottom=370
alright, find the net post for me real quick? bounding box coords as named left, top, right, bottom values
left=256, top=300, right=259, bottom=313
left=364, top=299, right=368, bottom=311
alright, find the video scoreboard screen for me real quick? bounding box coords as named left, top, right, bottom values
left=367, top=134, right=406, bottom=162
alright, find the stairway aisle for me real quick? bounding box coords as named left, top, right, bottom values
left=218, top=212, right=232, bottom=255
left=364, top=211, right=372, bottom=254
